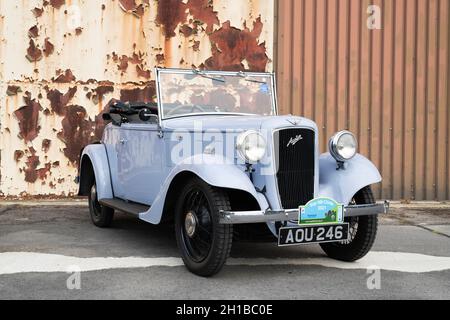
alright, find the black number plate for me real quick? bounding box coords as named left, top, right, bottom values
left=278, top=223, right=349, bottom=246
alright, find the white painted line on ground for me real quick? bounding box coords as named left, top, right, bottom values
left=228, top=252, right=450, bottom=273
left=0, top=251, right=449, bottom=275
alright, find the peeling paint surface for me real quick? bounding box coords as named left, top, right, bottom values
left=13, top=93, right=42, bottom=143
left=0, top=0, right=274, bottom=197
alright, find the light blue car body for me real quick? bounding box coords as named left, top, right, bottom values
left=79, top=69, right=382, bottom=237
left=80, top=116, right=381, bottom=233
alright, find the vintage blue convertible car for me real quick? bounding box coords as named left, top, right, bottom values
left=78, top=68, right=389, bottom=276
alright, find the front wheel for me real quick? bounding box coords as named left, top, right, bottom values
left=175, top=178, right=233, bottom=277
left=320, top=186, right=378, bottom=262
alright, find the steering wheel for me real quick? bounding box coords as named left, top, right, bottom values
left=165, top=104, right=206, bottom=117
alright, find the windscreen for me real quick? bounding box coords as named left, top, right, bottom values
left=157, top=70, right=277, bottom=119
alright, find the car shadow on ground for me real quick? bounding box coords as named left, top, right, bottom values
left=111, top=212, right=325, bottom=260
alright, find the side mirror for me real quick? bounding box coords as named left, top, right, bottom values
left=139, top=108, right=158, bottom=123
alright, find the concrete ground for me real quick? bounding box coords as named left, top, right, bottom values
left=0, top=201, right=449, bottom=300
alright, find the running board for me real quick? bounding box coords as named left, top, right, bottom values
left=99, top=198, right=150, bottom=216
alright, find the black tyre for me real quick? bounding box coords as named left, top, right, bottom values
left=320, top=186, right=378, bottom=262
left=88, top=183, right=114, bottom=228
left=175, top=178, right=233, bottom=277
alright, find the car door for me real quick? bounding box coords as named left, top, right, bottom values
left=103, top=124, right=127, bottom=199
left=117, top=123, right=165, bottom=205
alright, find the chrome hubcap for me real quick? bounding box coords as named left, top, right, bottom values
left=185, top=211, right=198, bottom=238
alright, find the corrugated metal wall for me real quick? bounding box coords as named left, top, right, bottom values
left=0, top=0, right=274, bottom=198
left=276, top=0, right=450, bottom=200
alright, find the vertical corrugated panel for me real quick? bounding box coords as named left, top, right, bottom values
left=276, top=0, right=450, bottom=200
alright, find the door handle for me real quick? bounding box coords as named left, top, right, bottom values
left=120, top=138, right=127, bottom=145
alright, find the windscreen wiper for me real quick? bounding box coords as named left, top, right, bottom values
left=237, top=71, right=268, bottom=84
left=192, top=70, right=226, bottom=83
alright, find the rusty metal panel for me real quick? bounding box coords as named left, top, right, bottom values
left=0, top=0, right=274, bottom=197
left=276, top=0, right=450, bottom=200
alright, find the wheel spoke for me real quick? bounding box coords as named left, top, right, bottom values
left=193, top=192, right=206, bottom=212
left=191, top=191, right=201, bottom=208
left=193, top=233, right=211, bottom=247
left=181, top=188, right=214, bottom=263
left=197, top=224, right=212, bottom=236
left=184, top=190, right=198, bottom=212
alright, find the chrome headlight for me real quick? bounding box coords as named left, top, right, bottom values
left=236, top=130, right=266, bottom=163
left=329, top=131, right=357, bottom=162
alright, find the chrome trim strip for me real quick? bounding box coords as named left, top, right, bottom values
left=156, top=67, right=274, bottom=78
left=219, top=201, right=389, bottom=224
left=162, top=112, right=258, bottom=121
left=155, top=67, right=163, bottom=128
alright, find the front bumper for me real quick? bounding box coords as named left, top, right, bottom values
left=219, top=201, right=389, bottom=225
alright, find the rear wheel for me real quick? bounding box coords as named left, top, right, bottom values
left=320, top=186, right=378, bottom=261
left=175, top=178, right=233, bottom=277
left=88, top=183, right=114, bottom=228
